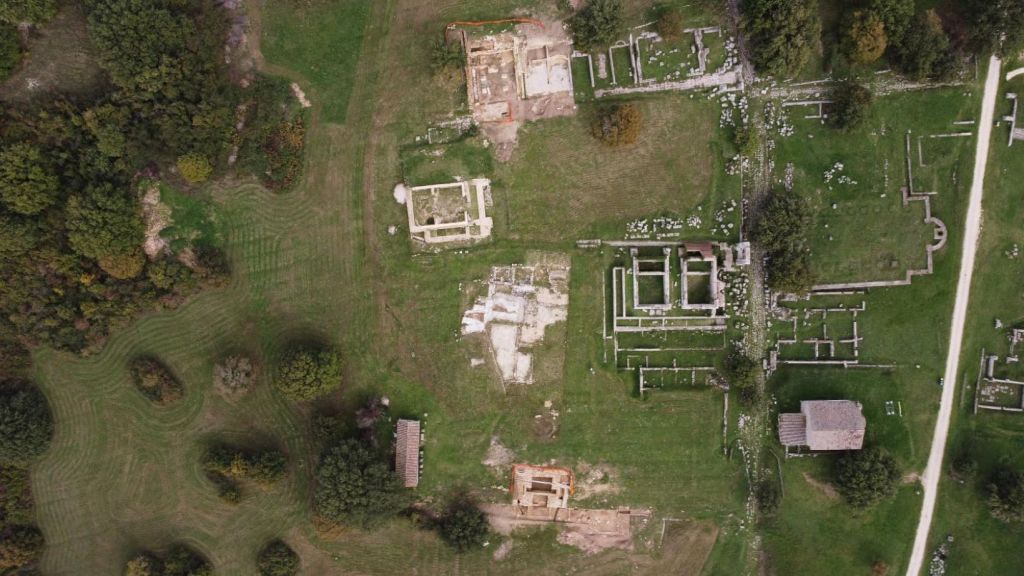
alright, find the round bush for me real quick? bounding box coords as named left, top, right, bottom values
left=257, top=540, right=299, bottom=576
left=274, top=348, right=342, bottom=401
left=834, top=446, right=900, bottom=508
left=176, top=153, right=213, bottom=184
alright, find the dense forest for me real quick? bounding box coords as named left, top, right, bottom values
left=0, top=0, right=303, bottom=355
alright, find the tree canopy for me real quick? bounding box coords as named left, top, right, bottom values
left=961, top=0, right=1024, bottom=56
left=987, top=467, right=1024, bottom=523
left=0, top=24, right=20, bottom=81
left=745, top=0, right=821, bottom=78
left=257, top=540, right=300, bottom=576
left=274, top=348, right=343, bottom=401
left=65, top=183, right=145, bottom=262
left=0, top=143, right=60, bottom=216
left=0, top=0, right=57, bottom=25
left=891, top=11, right=956, bottom=80
left=867, top=0, right=913, bottom=46
left=314, top=439, right=406, bottom=528
left=834, top=447, right=900, bottom=508
left=0, top=524, right=44, bottom=572
left=437, top=496, right=490, bottom=551
left=830, top=82, right=873, bottom=132
left=0, top=381, right=53, bottom=466
left=842, top=10, right=887, bottom=64
left=571, top=0, right=624, bottom=51
left=752, top=187, right=815, bottom=293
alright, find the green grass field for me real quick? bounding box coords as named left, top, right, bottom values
left=25, top=1, right=752, bottom=574
left=760, top=85, right=984, bottom=574
left=19, top=1, right=1001, bottom=574
left=774, top=88, right=977, bottom=284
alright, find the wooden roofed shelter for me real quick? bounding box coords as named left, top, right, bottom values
left=395, top=419, right=422, bottom=488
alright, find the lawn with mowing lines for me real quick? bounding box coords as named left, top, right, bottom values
left=28, top=0, right=747, bottom=573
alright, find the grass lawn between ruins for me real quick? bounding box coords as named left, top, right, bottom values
left=25, top=1, right=752, bottom=574
left=759, top=84, right=983, bottom=574
left=927, top=68, right=1024, bottom=576
left=16, top=1, right=999, bottom=575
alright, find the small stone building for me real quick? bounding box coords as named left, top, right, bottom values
left=395, top=419, right=422, bottom=488
left=778, top=400, right=866, bottom=452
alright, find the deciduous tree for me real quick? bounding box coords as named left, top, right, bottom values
left=842, top=10, right=887, bottom=64
left=0, top=0, right=57, bottom=24
left=437, top=496, right=490, bottom=551
left=274, top=348, right=342, bottom=401
left=0, top=524, right=43, bottom=571
left=177, top=153, right=213, bottom=184
left=65, top=183, right=144, bottom=262
left=571, top=0, right=624, bottom=51
left=0, top=381, right=52, bottom=466
left=745, top=0, right=821, bottom=78
left=257, top=540, right=299, bottom=576
left=961, top=0, right=1024, bottom=56
left=752, top=187, right=815, bottom=293
left=834, top=447, right=900, bottom=508
left=314, top=439, right=405, bottom=528
left=868, top=0, right=913, bottom=46
left=0, top=24, right=20, bottom=80
left=0, top=143, right=60, bottom=215
left=830, top=82, right=873, bottom=132
left=892, top=11, right=956, bottom=80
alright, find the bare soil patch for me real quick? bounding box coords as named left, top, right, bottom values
left=802, top=471, right=839, bottom=500
left=482, top=436, right=515, bottom=469
left=0, top=5, right=107, bottom=103
left=645, top=518, right=719, bottom=575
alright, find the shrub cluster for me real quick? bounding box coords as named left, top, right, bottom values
left=124, top=545, right=211, bottom=576
left=274, top=347, right=342, bottom=401
left=591, top=103, right=643, bottom=147
left=257, top=540, right=300, bottom=576
left=128, top=356, right=184, bottom=405
left=202, top=444, right=287, bottom=503
left=213, top=354, right=257, bottom=398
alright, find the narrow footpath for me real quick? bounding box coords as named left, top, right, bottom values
left=905, top=54, right=1001, bottom=576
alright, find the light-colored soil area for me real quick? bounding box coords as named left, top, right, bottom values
left=0, top=5, right=107, bottom=103
left=483, top=503, right=646, bottom=555
left=462, top=252, right=570, bottom=385
left=482, top=436, right=515, bottom=468
left=574, top=462, right=622, bottom=501
left=801, top=471, right=839, bottom=501
left=140, top=185, right=172, bottom=260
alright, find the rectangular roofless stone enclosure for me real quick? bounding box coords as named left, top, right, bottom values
left=400, top=179, right=493, bottom=246
left=604, top=241, right=747, bottom=395
left=461, top=21, right=576, bottom=159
